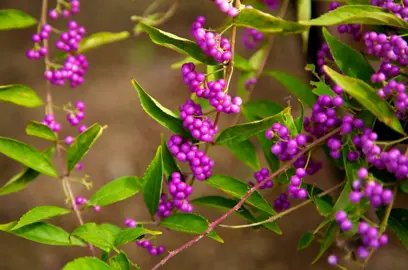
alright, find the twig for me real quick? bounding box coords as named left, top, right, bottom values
left=151, top=0, right=180, bottom=26
left=150, top=127, right=341, bottom=270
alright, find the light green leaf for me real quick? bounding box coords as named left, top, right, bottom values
left=78, top=31, right=130, bottom=54
left=71, top=223, right=114, bottom=252
left=0, top=137, right=58, bottom=177
left=12, top=206, right=70, bottom=230
left=207, top=64, right=224, bottom=82
left=226, top=140, right=260, bottom=170
left=132, top=79, right=191, bottom=138
left=160, top=213, right=224, bottom=243
left=312, top=222, right=338, bottom=263
left=295, top=100, right=304, bottom=133
left=237, top=70, right=256, bottom=103
left=234, top=54, right=253, bottom=71
left=0, top=9, right=37, bottom=30
left=161, top=134, right=182, bottom=179
left=26, top=121, right=56, bottom=141
left=301, top=5, right=408, bottom=29
left=324, top=66, right=405, bottom=135
left=0, top=84, right=43, bottom=107
left=109, top=252, right=131, bottom=270
left=139, top=23, right=217, bottom=65
left=0, top=147, right=55, bottom=196
left=143, top=146, right=163, bottom=216
left=66, top=124, right=104, bottom=172
left=63, top=257, right=110, bottom=270
left=114, top=227, right=162, bottom=247
left=298, top=232, right=314, bottom=250
left=89, top=176, right=143, bottom=207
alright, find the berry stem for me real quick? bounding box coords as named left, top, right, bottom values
left=41, top=0, right=53, bottom=116
left=150, top=127, right=341, bottom=270
left=150, top=0, right=180, bottom=27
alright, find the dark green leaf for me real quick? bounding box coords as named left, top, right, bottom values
left=114, top=227, right=162, bottom=247
left=226, top=140, right=260, bottom=170
left=378, top=208, right=408, bottom=248
left=297, top=0, right=312, bottom=53
left=26, top=121, right=56, bottom=141
left=78, top=31, right=130, bottom=54
left=0, top=222, right=84, bottom=246
left=0, top=9, right=37, bottom=30
left=131, top=79, right=190, bottom=138
left=304, top=184, right=333, bottom=216
left=110, top=252, right=131, bottom=270
left=0, top=84, right=43, bottom=107
left=322, top=28, right=374, bottom=84
left=215, top=107, right=290, bottom=145
left=255, top=212, right=282, bottom=234
left=205, top=175, right=276, bottom=216
left=295, top=100, right=304, bottom=133
left=265, top=70, right=316, bottom=108
left=298, top=232, right=314, bottom=250
left=72, top=223, right=114, bottom=252
left=63, top=257, right=110, bottom=270
left=160, top=213, right=223, bottom=243
left=0, top=137, right=58, bottom=177
left=161, top=134, right=182, bottom=179
left=143, top=146, right=163, bottom=216
left=312, top=222, right=338, bottom=263
left=234, top=8, right=308, bottom=34
left=12, top=206, right=70, bottom=230
left=324, top=66, right=405, bottom=135
left=301, top=5, right=408, bottom=29
left=0, top=147, right=55, bottom=195
left=67, top=124, right=104, bottom=172
left=139, top=23, right=217, bottom=65
left=89, top=176, right=143, bottom=207
left=400, top=180, right=408, bottom=194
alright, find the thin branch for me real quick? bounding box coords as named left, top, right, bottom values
left=151, top=127, right=341, bottom=270
left=151, top=0, right=180, bottom=26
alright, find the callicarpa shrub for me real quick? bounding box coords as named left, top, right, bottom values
left=1, top=0, right=408, bottom=269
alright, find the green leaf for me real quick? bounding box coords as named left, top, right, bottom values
left=12, top=206, right=70, bottom=230
left=0, top=147, right=55, bottom=196
left=0, top=9, right=37, bottom=30
left=143, top=146, right=163, bottom=216
left=66, top=123, right=104, bottom=172
left=160, top=213, right=224, bottom=243
left=324, top=66, right=405, bottom=135
left=304, top=185, right=333, bottom=216
left=171, top=56, right=202, bottom=69
left=63, top=257, right=110, bottom=270
left=0, top=84, right=43, bottom=107
left=110, top=252, right=131, bottom=270
left=114, top=227, right=162, bottom=247
left=400, top=180, right=408, bottom=194
left=0, top=137, right=58, bottom=177
left=26, top=121, right=56, bottom=141
left=312, top=222, right=338, bottom=264
left=297, top=0, right=312, bottom=53
left=226, top=140, right=260, bottom=170
left=265, top=70, right=316, bottom=108
left=205, top=175, right=276, bottom=216
left=191, top=196, right=257, bottom=223
left=207, top=64, right=224, bottom=82
left=100, top=223, right=122, bottom=238
left=78, top=31, right=130, bottom=54
left=139, top=23, right=217, bottom=65
left=322, top=28, right=374, bottom=84
left=311, top=81, right=336, bottom=97
left=234, top=54, right=253, bottom=71
left=298, top=232, right=314, bottom=250
left=301, top=5, right=408, bottom=29
left=161, top=134, right=182, bottom=179
left=131, top=79, right=190, bottom=138
left=254, top=212, right=282, bottom=234
left=0, top=222, right=84, bottom=246
left=71, top=223, right=114, bottom=252
left=295, top=100, right=304, bottom=133
left=234, top=8, right=308, bottom=34
left=215, top=107, right=290, bottom=145
left=378, top=208, right=408, bottom=248
left=89, top=176, right=143, bottom=207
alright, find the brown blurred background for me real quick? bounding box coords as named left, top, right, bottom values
left=0, top=0, right=407, bottom=269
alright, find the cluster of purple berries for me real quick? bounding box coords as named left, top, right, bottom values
left=75, top=196, right=100, bottom=212
left=209, top=0, right=239, bottom=17
left=377, top=79, right=408, bottom=113
left=242, top=28, right=264, bottom=49
left=349, top=168, right=394, bottom=208
left=179, top=99, right=219, bottom=142
left=335, top=210, right=353, bottom=232
left=364, top=32, right=408, bottom=66
left=26, top=24, right=52, bottom=60
left=168, top=172, right=194, bottom=213
left=371, top=0, right=408, bottom=20
left=49, top=0, right=80, bottom=19
left=156, top=194, right=174, bottom=218
left=371, top=62, right=400, bottom=84
left=356, top=221, right=388, bottom=259
left=264, top=0, right=280, bottom=9
left=249, top=168, right=273, bottom=189
left=124, top=218, right=137, bottom=228
left=65, top=101, right=88, bottom=144
left=244, top=78, right=257, bottom=91
left=44, top=54, right=88, bottom=88
left=167, top=135, right=215, bottom=180
left=316, top=43, right=333, bottom=79
left=191, top=16, right=232, bottom=63
left=136, top=240, right=166, bottom=256
left=273, top=193, right=290, bottom=212
left=329, top=2, right=361, bottom=41
left=55, top=21, right=86, bottom=53
left=41, top=114, right=62, bottom=133
left=288, top=168, right=308, bottom=199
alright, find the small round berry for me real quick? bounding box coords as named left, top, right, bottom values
left=327, top=255, right=338, bottom=265
left=93, top=206, right=101, bottom=212
left=65, top=136, right=75, bottom=145
left=335, top=210, right=347, bottom=223
left=357, top=168, right=368, bottom=179
left=340, top=220, right=352, bottom=232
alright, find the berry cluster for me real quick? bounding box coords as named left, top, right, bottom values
left=75, top=196, right=100, bottom=212
left=316, top=43, right=333, bottom=78
left=209, top=0, right=239, bottom=17
left=49, top=0, right=80, bottom=19
left=191, top=16, right=232, bottom=63
left=124, top=218, right=137, bottom=228
left=168, top=172, right=194, bottom=213
left=335, top=210, right=353, bottom=232
left=167, top=135, right=214, bottom=180
left=356, top=221, right=388, bottom=259
left=157, top=193, right=174, bottom=218
left=371, top=0, right=408, bottom=21
left=371, top=62, right=400, bottom=84
left=364, top=32, right=408, bottom=66
left=273, top=193, right=290, bottom=212
left=55, top=21, right=86, bottom=53
left=179, top=99, right=219, bottom=142
left=136, top=240, right=166, bottom=256
left=26, top=24, right=52, bottom=60
left=288, top=168, right=308, bottom=199
left=244, top=78, right=257, bottom=91
left=44, top=54, right=88, bottom=88
left=242, top=28, right=264, bottom=49
left=41, top=114, right=62, bottom=133
left=377, top=79, right=408, bottom=113
left=248, top=168, right=273, bottom=189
